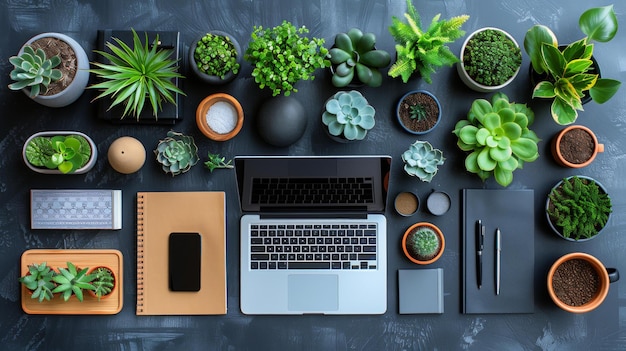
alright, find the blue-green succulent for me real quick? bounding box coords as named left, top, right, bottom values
left=322, top=90, right=375, bottom=141
left=8, top=45, right=62, bottom=98
left=154, top=130, right=199, bottom=176
left=402, top=140, right=445, bottom=182
left=453, top=92, right=540, bottom=187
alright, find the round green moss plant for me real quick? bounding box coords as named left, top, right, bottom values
left=463, top=28, right=521, bottom=87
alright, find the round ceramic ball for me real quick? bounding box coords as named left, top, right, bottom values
left=257, top=96, right=307, bottom=147
left=108, top=136, right=146, bottom=174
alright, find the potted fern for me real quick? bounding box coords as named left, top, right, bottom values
left=8, top=32, right=90, bottom=107
left=546, top=176, right=612, bottom=241
left=388, top=0, right=469, bottom=83
left=89, top=29, right=185, bottom=122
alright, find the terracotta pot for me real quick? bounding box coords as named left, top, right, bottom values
left=457, top=27, right=521, bottom=92
left=551, top=125, right=603, bottom=168
left=188, top=30, right=241, bottom=85
left=18, top=33, right=90, bottom=107
left=87, top=266, right=117, bottom=300
left=547, top=252, right=619, bottom=313
left=396, top=90, right=441, bottom=135
left=401, top=222, right=445, bottom=265
left=196, top=93, right=244, bottom=141
left=22, top=131, right=97, bottom=174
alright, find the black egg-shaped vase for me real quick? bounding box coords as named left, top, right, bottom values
left=257, top=96, right=307, bottom=147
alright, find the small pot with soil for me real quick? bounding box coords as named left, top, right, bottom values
left=551, top=125, right=603, bottom=168
left=396, top=90, right=441, bottom=134
left=401, top=222, right=445, bottom=265
left=547, top=252, right=619, bottom=313
left=394, top=191, right=419, bottom=216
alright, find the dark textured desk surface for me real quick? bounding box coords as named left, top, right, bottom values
left=1, top=0, right=625, bottom=350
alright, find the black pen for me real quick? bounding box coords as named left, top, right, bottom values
left=476, top=220, right=484, bottom=289
left=496, top=228, right=501, bottom=295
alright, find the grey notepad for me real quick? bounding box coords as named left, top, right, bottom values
left=398, top=268, right=444, bottom=314
left=31, top=189, right=122, bottom=229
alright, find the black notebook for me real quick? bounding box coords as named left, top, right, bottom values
left=95, top=29, right=183, bottom=125
left=461, top=189, right=534, bottom=314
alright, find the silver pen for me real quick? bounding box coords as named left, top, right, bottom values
left=496, top=228, right=501, bottom=295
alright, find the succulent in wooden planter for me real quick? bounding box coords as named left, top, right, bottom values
left=18, top=262, right=56, bottom=302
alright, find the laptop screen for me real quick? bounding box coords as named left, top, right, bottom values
left=235, top=156, right=391, bottom=213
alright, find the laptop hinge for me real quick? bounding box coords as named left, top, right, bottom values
left=259, top=212, right=367, bottom=220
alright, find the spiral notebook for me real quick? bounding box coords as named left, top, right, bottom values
left=136, top=191, right=226, bottom=315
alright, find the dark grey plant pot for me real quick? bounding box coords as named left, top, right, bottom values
left=189, top=30, right=241, bottom=85
left=257, top=96, right=307, bottom=147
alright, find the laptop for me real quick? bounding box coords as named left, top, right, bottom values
left=235, top=155, right=391, bottom=315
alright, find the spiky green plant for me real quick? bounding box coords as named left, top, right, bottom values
left=548, top=176, right=612, bottom=240
left=154, top=130, right=199, bottom=176
left=51, top=262, right=95, bottom=302
left=8, top=45, right=62, bottom=98
left=19, top=262, right=56, bottom=302
left=204, top=153, right=234, bottom=172
left=402, top=140, right=445, bottom=182
left=453, top=92, right=540, bottom=187
left=89, top=28, right=185, bottom=120
left=408, top=227, right=441, bottom=260
left=388, top=0, right=469, bottom=83
left=322, top=90, right=375, bottom=141
left=91, top=267, right=115, bottom=300
left=409, top=104, right=427, bottom=121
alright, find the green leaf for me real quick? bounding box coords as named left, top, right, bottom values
left=532, top=81, right=556, bottom=99
left=589, top=78, right=621, bottom=104
left=541, top=44, right=566, bottom=79
left=523, top=25, right=557, bottom=74
left=551, top=98, right=578, bottom=125
left=476, top=147, right=497, bottom=171
left=579, top=5, right=618, bottom=43
left=494, top=165, right=513, bottom=187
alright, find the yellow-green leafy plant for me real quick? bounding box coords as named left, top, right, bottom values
left=388, top=0, right=469, bottom=83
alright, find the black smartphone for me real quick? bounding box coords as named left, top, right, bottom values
left=169, top=232, right=202, bottom=292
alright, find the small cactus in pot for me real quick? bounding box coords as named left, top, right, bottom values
left=402, top=222, right=445, bottom=264
left=322, top=90, right=375, bottom=141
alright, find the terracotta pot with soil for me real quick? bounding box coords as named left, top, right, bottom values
left=551, top=125, right=603, bottom=168
left=547, top=252, right=619, bottom=313
left=396, top=90, right=441, bottom=134
left=401, top=222, right=445, bottom=265
left=15, top=33, right=90, bottom=107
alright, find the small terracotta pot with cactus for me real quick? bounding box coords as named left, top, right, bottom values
left=402, top=222, right=445, bottom=265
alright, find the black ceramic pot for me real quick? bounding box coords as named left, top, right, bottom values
left=189, top=30, right=241, bottom=85
left=257, top=96, right=307, bottom=147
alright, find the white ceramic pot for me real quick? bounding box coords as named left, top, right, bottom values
left=23, top=131, right=97, bottom=174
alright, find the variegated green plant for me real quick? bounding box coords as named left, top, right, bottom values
left=322, top=90, right=375, bottom=141
left=401, top=140, right=445, bottom=182
left=8, top=45, right=62, bottom=98
left=453, top=93, right=540, bottom=187
left=524, top=5, right=621, bottom=125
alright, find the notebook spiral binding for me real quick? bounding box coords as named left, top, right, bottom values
left=136, top=194, right=145, bottom=313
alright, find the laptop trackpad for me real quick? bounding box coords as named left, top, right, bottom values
left=287, top=274, right=339, bottom=312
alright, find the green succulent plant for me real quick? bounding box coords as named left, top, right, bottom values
left=8, top=45, right=62, bottom=98
left=409, top=104, right=427, bottom=121
left=407, top=227, right=441, bottom=260
left=91, top=267, right=115, bottom=300
left=18, top=262, right=56, bottom=302
left=51, top=262, right=95, bottom=302
left=25, top=135, right=91, bottom=174
left=388, top=0, right=469, bottom=83
left=462, top=28, right=522, bottom=86
left=244, top=20, right=330, bottom=96
left=154, top=130, right=199, bottom=176
left=453, top=92, right=540, bottom=187
left=322, top=90, right=375, bottom=141
left=194, top=32, right=240, bottom=79
left=524, top=5, right=621, bottom=125
left=548, top=176, right=612, bottom=240
left=401, top=140, right=445, bottom=182
left=89, top=28, right=185, bottom=120
left=329, top=28, right=391, bottom=88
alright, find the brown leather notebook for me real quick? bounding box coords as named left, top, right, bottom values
left=136, top=192, right=226, bottom=315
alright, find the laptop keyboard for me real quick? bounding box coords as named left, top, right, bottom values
left=250, top=177, right=374, bottom=205
left=249, top=223, right=378, bottom=270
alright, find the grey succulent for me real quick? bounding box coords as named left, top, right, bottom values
left=322, top=90, right=375, bottom=141
left=154, top=130, right=199, bottom=176
left=8, top=45, right=62, bottom=98
left=402, top=140, right=445, bottom=182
